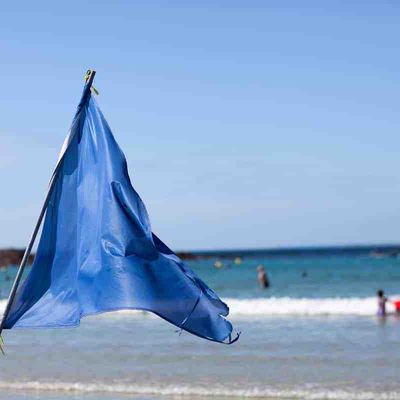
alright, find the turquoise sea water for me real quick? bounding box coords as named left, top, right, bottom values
left=0, top=248, right=400, bottom=400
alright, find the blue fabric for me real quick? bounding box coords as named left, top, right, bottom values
left=4, top=83, right=237, bottom=344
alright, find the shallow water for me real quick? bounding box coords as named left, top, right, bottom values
left=1, top=314, right=400, bottom=399
left=0, top=252, right=400, bottom=399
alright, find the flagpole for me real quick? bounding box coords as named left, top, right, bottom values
left=0, top=70, right=96, bottom=336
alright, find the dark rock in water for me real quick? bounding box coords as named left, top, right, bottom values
left=0, top=249, right=208, bottom=266
left=176, top=252, right=199, bottom=260
left=0, top=248, right=197, bottom=265
left=0, top=249, right=35, bottom=267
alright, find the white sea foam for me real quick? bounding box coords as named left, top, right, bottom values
left=1, top=296, right=398, bottom=318
left=225, top=296, right=399, bottom=316
left=0, top=381, right=398, bottom=400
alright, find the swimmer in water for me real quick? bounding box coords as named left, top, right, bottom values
left=257, top=265, right=270, bottom=289
left=377, top=289, right=389, bottom=317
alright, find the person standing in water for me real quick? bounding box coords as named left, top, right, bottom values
left=377, top=289, right=389, bottom=317
left=257, top=265, right=270, bottom=289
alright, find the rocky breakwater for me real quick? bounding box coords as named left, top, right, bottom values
left=0, top=249, right=35, bottom=267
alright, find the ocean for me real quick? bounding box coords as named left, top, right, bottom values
left=0, top=247, right=400, bottom=400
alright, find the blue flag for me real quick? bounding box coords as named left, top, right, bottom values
left=4, top=80, right=238, bottom=344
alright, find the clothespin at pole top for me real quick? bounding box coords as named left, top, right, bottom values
left=84, top=69, right=99, bottom=95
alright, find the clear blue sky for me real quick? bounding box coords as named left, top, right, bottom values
left=1, top=1, right=400, bottom=250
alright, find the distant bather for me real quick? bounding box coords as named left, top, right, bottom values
left=257, top=265, right=270, bottom=289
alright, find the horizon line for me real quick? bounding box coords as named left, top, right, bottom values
left=2, top=242, right=400, bottom=255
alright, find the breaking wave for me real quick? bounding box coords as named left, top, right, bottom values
left=224, top=296, right=399, bottom=316
left=0, top=380, right=398, bottom=400
left=1, top=296, right=398, bottom=318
